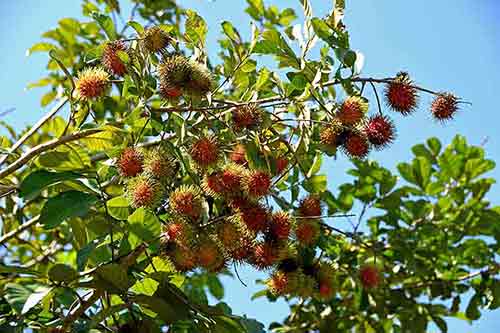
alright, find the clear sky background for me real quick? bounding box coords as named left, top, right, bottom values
left=1, top=0, right=499, bottom=332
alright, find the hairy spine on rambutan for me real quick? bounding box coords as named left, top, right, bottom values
left=76, top=67, right=109, bottom=99
left=157, top=55, right=190, bottom=99
left=269, top=211, right=292, bottom=240
left=102, top=41, right=128, bottom=76
left=189, top=136, right=220, bottom=168
left=252, top=242, right=279, bottom=269
left=338, top=96, right=369, bottom=125
left=238, top=203, right=269, bottom=233
left=230, top=144, right=247, bottom=165
left=242, top=170, right=271, bottom=198
left=360, top=265, right=381, bottom=288
left=161, top=220, right=193, bottom=246
left=316, top=264, right=336, bottom=300
left=320, top=120, right=343, bottom=147
left=431, top=93, right=459, bottom=121
left=298, top=195, right=322, bottom=218
left=287, top=270, right=318, bottom=297
left=141, top=26, right=170, bottom=53
left=169, top=185, right=204, bottom=220
left=268, top=271, right=290, bottom=295
left=143, top=147, right=176, bottom=181
left=117, top=147, right=144, bottom=177
left=185, top=60, right=213, bottom=96
left=295, top=220, right=320, bottom=245
left=343, top=131, right=370, bottom=159
left=363, top=115, right=396, bottom=149
left=385, top=72, right=418, bottom=115
left=126, top=176, right=163, bottom=209
left=229, top=236, right=254, bottom=262
left=231, top=104, right=263, bottom=130
left=217, top=220, right=242, bottom=249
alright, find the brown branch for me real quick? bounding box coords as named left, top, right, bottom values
left=62, top=290, right=103, bottom=330
left=0, top=216, right=39, bottom=246
left=0, top=129, right=103, bottom=179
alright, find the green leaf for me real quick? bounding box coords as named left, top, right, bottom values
left=26, top=42, right=56, bottom=56
left=22, top=286, right=52, bottom=314
left=48, top=264, right=78, bottom=283
left=222, top=21, right=241, bottom=44
left=128, top=21, right=144, bottom=34
left=208, top=275, right=224, bottom=300
left=91, top=12, right=116, bottom=40
left=132, top=295, right=187, bottom=324
left=132, top=278, right=159, bottom=296
left=427, top=137, right=442, bottom=156
left=95, top=263, right=131, bottom=293
left=0, top=264, right=39, bottom=276
left=77, top=240, right=98, bottom=271
left=128, top=208, right=161, bottom=242
left=302, top=175, right=327, bottom=193
left=107, top=196, right=130, bottom=220
left=184, top=10, right=207, bottom=47
left=18, top=170, right=82, bottom=200
left=465, top=293, right=481, bottom=320
left=39, top=191, right=98, bottom=229
left=41, top=91, right=57, bottom=107
left=4, top=283, right=38, bottom=314
left=412, top=156, right=432, bottom=189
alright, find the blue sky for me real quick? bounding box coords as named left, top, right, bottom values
left=1, top=0, right=499, bottom=332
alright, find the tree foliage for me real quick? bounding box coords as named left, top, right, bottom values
left=0, top=0, right=498, bottom=332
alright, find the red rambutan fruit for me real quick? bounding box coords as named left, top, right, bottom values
left=230, top=144, right=247, bottom=165
left=76, top=67, right=109, bottom=100
left=318, top=281, right=334, bottom=300
left=240, top=203, right=269, bottom=233
left=117, top=147, right=143, bottom=177
left=203, top=173, right=226, bottom=197
left=363, top=115, right=396, bottom=149
left=243, top=170, right=271, bottom=198
left=274, top=157, right=289, bottom=175
left=343, top=132, right=370, bottom=159
left=270, top=211, right=292, bottom=240
left=197, top=240, right=224, bottom=271
left=298, top=195, right=322, bottom=218
left=268, top=271, right=289, bottom=295
left=295, top=220, right=320, bottom=245
left=431, top=93, right=459, bottom=121
left=159, top=84, right=183, bottom=99
left=217, top=221, right=242, bottom=248
left=169, top=244, right=196, bottom=272
left=230, top=237, right=253, bottom=262
left=102, top=41, right=128, bottom=76
left=252, top=242, right=278, bottom=269
left=360, top=265, right=380, bottom=288
left=169, top=185, right=203, bottom=220
left=126, top=176, right=163, bottom=209
left=385, top=72, right=418, bottom=115
left=338, top=96, right=368, bottom=125
left=190, top=136, right=220, bottom=168
left=232, top=104, right=263, bottom=130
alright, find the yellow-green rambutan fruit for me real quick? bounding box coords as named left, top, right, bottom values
left=338, top=96, right=369, bottom=126
left=141, top=26, right=171, bottom=54
left=169, top=185, right=204, bottom=220
left=76, top=67, right=109, bottom=100
left=125, top=176, right=164, bottom=209
left=143, top=147, right=177, bottom=181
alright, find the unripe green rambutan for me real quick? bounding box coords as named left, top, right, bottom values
left=295, top=220, right=320, bottom=245
left=76, top=67, right=109, bottom=100
left=385, top=72, right=418, bottom=115
left=117, top=147, right=144, bottom=178
left=298, top=195, right=322, bottom=218
left=190, top=136, right=220, bottom=168
left=143, top=147, right=176, bottom=181
left=268, top=271, right=290, bottom=295
left=102, top=41, right=128, bottom=76
left=338, top=96, right=368, bottom=125
left=141, top=26, right=171, bottom=53
left=269, top=211, right=292, bottom=241
left=232, top=104, right=263, bottom=130
left=343, top=131, right=370, bottom=159
left=431, top=92, right=459, bottom=121
left=169, top=185, right=204, bottom=220
left=242, top=170, right=271, bottom=198
left=185, top=60, right=213, bottom=96
left=126, top=176, right=163, bottom=209
left=230, top=144, right=247, bottom=165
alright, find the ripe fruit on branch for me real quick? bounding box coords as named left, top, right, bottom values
left=252, top=242, right=279, bottom=269
left=102, top=41, right=128, bottom=76
left=268, top=271, right=290, bottom=295
left=360, top=265, right=381, bottom=288
left=242, top=170, right=271, bottom=198
left=363, top=115, right=396, bottom=149
left=162, top=220, right=193, bottom=245
left=217, top=220, right=243, bottom=249
left=320, top=119, right=343, bottom=147
left=126, top=176, right=163, bottom=209
left=169, top=185, right=204, bottom=220
left=232, top=104, right=263, bottom=130
left=197, top=239, right=225, bottom=272
left=385, top=72, right=418, bottom=115
left=167, top=244, right=196, bottom=272
left=298, top=195, right=322, bottom=218
left=343, top=131, right=370, bottom=159
left=141, top=26, right=171, bottom=53
left=230, top=144, right=247, bottom=165
left=295, top=220, right=320, bottom=245
left=338, top=96, right=368, bottom=125
left=238, top=202, right=269, bottom=233
left=143, top=147, right=176, bottom=181
left=159, top=85, right=183, bottom=99
left=76, top=67, right=109, bottom=100
left=431, top=93, right=459, bottom=121
left=190, top=136, right=220, bottom=168
left=117, top=147, right=143, bottom=178
left=269, top=211, right=292, bottom=240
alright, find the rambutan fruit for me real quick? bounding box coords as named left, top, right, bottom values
left=242, top=170, right=271, bottom=198
left=298, top=195, right=322, bottom=218
left=169, top=244, right=196, bottom=272
left=232, top=104, right=263, bottom=130
left=159, top=84, right=183, bottom=100
left=217, top=221, right=242, bottom=249
left=239, top=203, right=269, bottom=233
left=252, top=242, right=278, bottom=269
left=126, top=176, right=163, bottom=209
left=162, top=220, right=193, bottom=246
left=268, top=271, right=290, bottom=295
left=102, top=41, right=128, bottom=76
left=295, top=220, right=320, bottom=245
left=185, top=60, right=213, bottom=96
left=143, top=147, right=176, bottom=181
left=158, top=55, right=190, bottom=96
left=318, top=280, right=335, bottom=300
left=141, top=26, right=170, bottom=53
left=287, top=270, right=317, bottom=297
left=117, top=147, right=143, bottom=178
left=230, top=144, right=247, bottom=165
left=385, top=72, right=418, bottom=115
left=229, top=236, right=254, bottom=262
left=320, top=126, right=340, bottom=147
left=360, top=265, right=381, bottom=289
left=197, top=240, right=224, bottom=272
left=363, top=115, right=396, bottom=149
left=431, top=93, right=459, bottom=121
left=269, top=211, right=292, bottom=240
left=190, top=136, right=220, bottom=168
left=76, top=67, right=109, bottom=100
left=203, top=173, right=226, bottom=198
left=343, top=132, right=370, bottom=159
left=338, top=96, right=368, bottom=125
left=169, top=185, right=204, bottom=220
